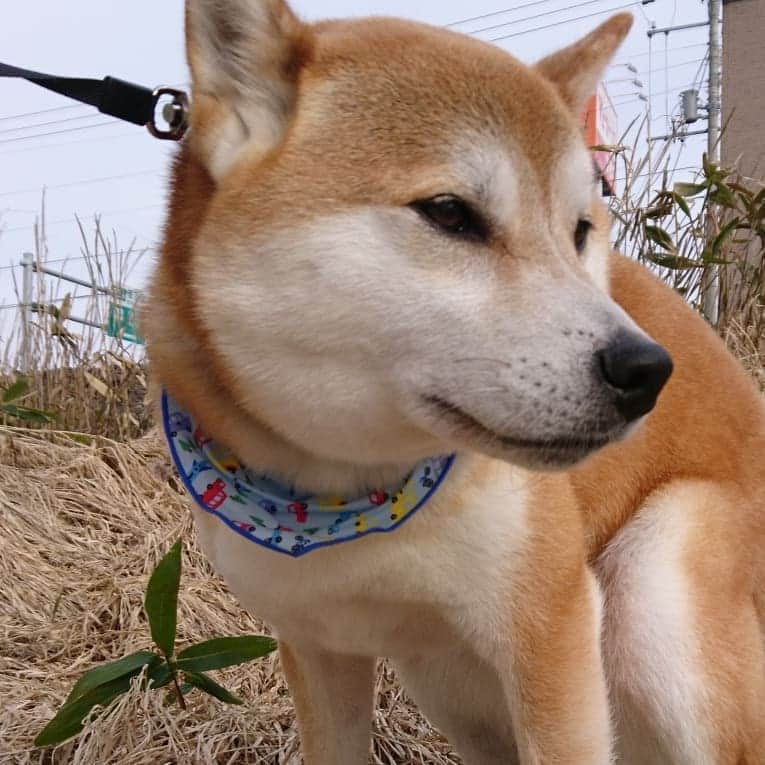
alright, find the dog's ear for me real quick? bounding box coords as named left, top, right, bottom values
left=535, top=13, right=633, bottom=113
left=185, top=0, right=311, bottom=179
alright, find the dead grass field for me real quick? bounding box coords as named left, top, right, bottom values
left=0, top=427, right=460, bottom=765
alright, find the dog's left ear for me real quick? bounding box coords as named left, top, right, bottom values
left=535, top=13, right=633, bottom=113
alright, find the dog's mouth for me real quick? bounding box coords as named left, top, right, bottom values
left=422, top=394, right=614, bottom=464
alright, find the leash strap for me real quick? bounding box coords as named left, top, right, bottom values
left=0, top=61, right=189, bottom=140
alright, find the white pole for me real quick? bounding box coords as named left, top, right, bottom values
left=646, top=28, right=653, bottom=197
left=701, top=0, right=722, bottom=323
left=20, top=252, right=34, bottom=372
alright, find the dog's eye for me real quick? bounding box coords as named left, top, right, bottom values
left=574, top=218, right=593, bottom=253
left=410, top=195, right=488, bottom=240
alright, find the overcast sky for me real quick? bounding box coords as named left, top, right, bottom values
left=0, top=0, right=708, bottom=330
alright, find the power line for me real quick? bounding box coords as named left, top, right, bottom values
left=446, top=0, right=556, bottom=29
left=0, top=111, right=114, bottom=137
left=0, top=249, right=158, bottom=272
left=613, top=164, right=700, bottom=182
left=0, top=293, right=112, bottom=310
left=612, top=55, right=708, bottom=106
left=0, top=255, right=86, bottom=272
left=613, top=85, right=705, bottom=107
left=689, top=49, right=710, bottom=92
left=0, top=119, right=119, bottom=146
left=0, top=103, right=89, bottom=123
left=612, top=42, right=707, bottom=65
left=607, top=56, right=706, bottom=94
left=659, top=55, right=707, bottom=72
left=0, top=128, right=145, bottom=158
left=0, top=168, right=163, bottom=198
left=489, top=1, right=638, bottom=43
left=466, top=0, right=614, bottom=37
left=2, top=203, right=163, bottom=234
left=636, top=0, right=652, bottom=23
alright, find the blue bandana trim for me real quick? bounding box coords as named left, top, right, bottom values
left=161, top=391, right=455, bottom=557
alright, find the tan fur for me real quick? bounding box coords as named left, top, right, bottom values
left=144, top=3, right=765, bottom=763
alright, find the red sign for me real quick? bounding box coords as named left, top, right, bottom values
left=583, top=83, right=618, bottom=195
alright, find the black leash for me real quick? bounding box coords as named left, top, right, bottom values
left=0, top=61, right=189, bottom=141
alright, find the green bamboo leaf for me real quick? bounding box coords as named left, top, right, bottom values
left=699, top=248, right=733, bottom=265
left=646, top=253, right=701, bottom=270
left=147, top=661, right=173, bottom=689
left=182, top=671, right=243, bottom=705
left=671, top=191, right=692, bottom=218
left=34, top=674, right=135, bottom=747
left=66, top=433, right=93, bottom=446
left=643, top=203, right=672, bottom=220
left=144, top=540, right=182, bottom=657
left=2, top=378, right=29, bottom=403
left=644, top=225, right=675, bottom=251
left=712, top=217, right=741, bottom=255
left=1, top=404, right=56, bottom=423
left=177, top=636, right=277, bottom=673
left=701, top=153, right=712, bottom=177
left=710, top=183, right=738, bottom=209
left=65, top=651, right=159, bottom=707
left=673, top=181, right=706, bottom=198
left=589, top=143, right=623, bottom=153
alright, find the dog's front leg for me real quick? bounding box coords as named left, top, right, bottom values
left=279, top=641, right=376, bottom=765
left=506, top=567, right=612, bottom=765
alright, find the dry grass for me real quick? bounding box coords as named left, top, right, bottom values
left=724, top=319, right=765, bottom=392
left=0, top=427, right=459, bottom=765
left=1, top=216, right=150, bottom=441
left=607, top=117, right=764, bottom=337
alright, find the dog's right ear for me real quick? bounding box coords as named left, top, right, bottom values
left=185, top=0, right=311, bottom=180
left=535, top=13, right=632, bottom=114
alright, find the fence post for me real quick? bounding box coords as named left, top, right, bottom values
left=19, top=252, right=34, bottom=372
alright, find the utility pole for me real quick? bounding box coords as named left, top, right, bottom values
left=701, top=0, right=723, bottom=323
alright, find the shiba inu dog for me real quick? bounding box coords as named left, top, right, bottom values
left=143, top=1, right=765, bottom=762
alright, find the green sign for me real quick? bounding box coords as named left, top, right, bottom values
left=107, top=287, right=144, bottom=345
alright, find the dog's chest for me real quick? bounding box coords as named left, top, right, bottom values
left=192, top=460, right=529, bottom=659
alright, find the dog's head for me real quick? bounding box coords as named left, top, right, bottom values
left=165, top=0, right=671, bottom=472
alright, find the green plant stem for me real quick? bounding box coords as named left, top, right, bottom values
left=161, top=652, right=187, bottom=711
left=169, top=662, right=187, bottom=711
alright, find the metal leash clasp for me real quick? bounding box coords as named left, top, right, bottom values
left=148, top=86, right=190, bottom=140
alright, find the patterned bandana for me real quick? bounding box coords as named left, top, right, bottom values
left=161, top=391, right=455, bottom=557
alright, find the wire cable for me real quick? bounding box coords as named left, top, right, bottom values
left=0, top=111, right=117, bottom=137
left=2, top=203, right=163, bottom=234
left=0, top=102, right=89, bottom=123
left=489, top=1, right=638, bottom=43
left=445, top=0, right=558, bottom=28
left=0, top=128, right=145, bottom=158
left=466, top=0, right=616, bottom=37
left=0, top=249, right=158, bottom=273
left=612, top=41, right=707, bottom=64
left=0, top=168, right=163, bottom=198
left=607, top=55, right=706, bottom=89
left=0, top=119, right=119, bottom=146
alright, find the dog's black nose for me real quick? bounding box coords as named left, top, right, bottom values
left=596, top=334, right=673, bottom=422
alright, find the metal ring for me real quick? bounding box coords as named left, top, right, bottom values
left=148, top=87, right=190, bottom=141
